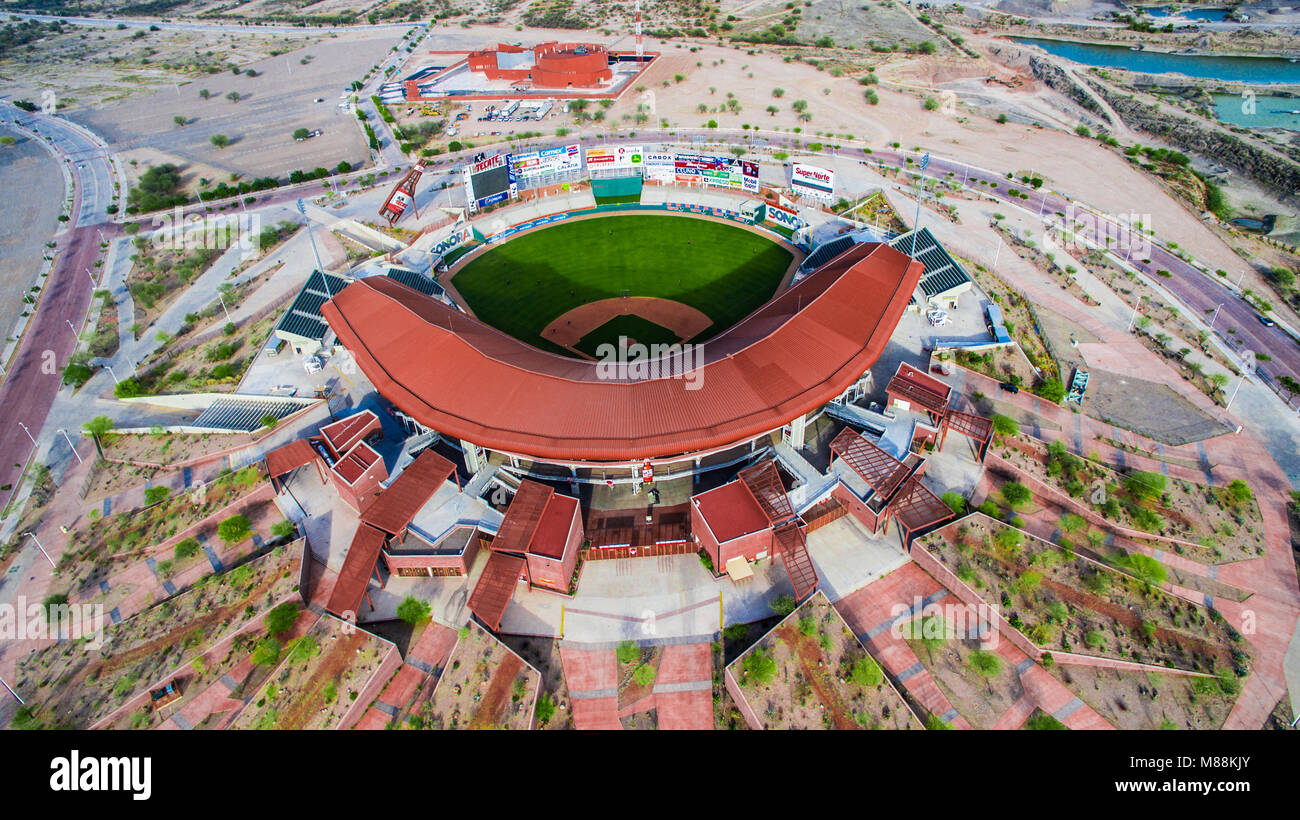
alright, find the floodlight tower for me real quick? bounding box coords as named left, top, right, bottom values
left=636, top=0, right=644, bottom=60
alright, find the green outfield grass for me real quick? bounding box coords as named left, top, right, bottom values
left=452, top=214, right=792, bottom=357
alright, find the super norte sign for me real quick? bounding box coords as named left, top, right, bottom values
left=584, top=145, right=643, bottom=169
left=511, top=144, right=581, bottom=180
left=790, top=161, right=835, bottom=200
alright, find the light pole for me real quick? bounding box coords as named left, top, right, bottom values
left=24, top=531, right=56, bottom=569
left=1127, top=297, right=1143, bottom=333
left=86, top=267, right=95, bottom=287
left=57, top=429, right=82, bottom=464
left=1226, top=349, right=1253, bottom=412
left=1209, top=303, right=1223, bottom=330
left=0, top=675, right=23, bottom=705
left=104, top=364, right=120, bottom=384
left=217, top=290, right=232, bottom=322
left=17, top=421, right=36, bottom=448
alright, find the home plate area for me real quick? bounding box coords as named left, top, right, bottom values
left=542, top=296, right=712, bottom=359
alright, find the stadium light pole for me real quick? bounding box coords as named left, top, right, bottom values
left=909, top=153, right=930, bottom=259
left=297, top=198, right=326, bottom=281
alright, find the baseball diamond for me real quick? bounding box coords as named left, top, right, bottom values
left=448, top=213, right=797, bottom=357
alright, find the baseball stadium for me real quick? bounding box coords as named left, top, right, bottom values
left=321, top=212, right=922, bottom=468
left=270, top=144, right=996, bottom=631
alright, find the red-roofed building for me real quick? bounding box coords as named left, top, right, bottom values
left=885, top=362, right=952, bottom=423
left=468, top=551, right=527, bottom=632
left=690, top=479, right=775, bottom=570
left=384, top=525, right=485, bottom=578
left=326, top=523, right=388, bottom=617
left=320, top=409, right=382, bottom=459
left=361, top=448, right=458, bottom=537
left=488, top=479, right=583, bottom=593
left=328, top=441, right=387, bottom=513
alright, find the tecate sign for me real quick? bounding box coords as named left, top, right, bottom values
left=470, top=153, right=507, bottom=173
left=791, top=161, right=834, bottom=196
left=585, top=145, right=643, bottom=168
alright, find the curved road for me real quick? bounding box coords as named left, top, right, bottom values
left=0, top=105, right=119, bottom=510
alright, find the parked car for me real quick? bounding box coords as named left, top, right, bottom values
left=999, top=381, right=1020, bottom=394
left=1258, top=314, right=1276, bottom=327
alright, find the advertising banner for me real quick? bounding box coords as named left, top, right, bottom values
left=585, top=144, right=643, bottom=169
left=790, top=161, right=835, bottom=199
left=511, top=143, right=581, bottom=179
left=643, top=151, right=676, bottom=182
left=672, top=153, right=759, bottom=192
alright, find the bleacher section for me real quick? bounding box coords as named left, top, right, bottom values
left=800, top=234, right=858, bottom=272
left=191, top=397, right=312, bottom=432
left=888, top=228, right=972, bottom=306
left=275, top=270, right=351, bottom=347
left=384, top=267, right=444, bottom=299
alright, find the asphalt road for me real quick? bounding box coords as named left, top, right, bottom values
left=0, top=107, right=118, bottom=510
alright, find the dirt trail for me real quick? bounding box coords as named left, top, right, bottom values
left=471, top=653, right=523, bottom=729
left=776, top=624, right=856, bottom=730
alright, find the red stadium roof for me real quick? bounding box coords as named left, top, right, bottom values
left=321, top=241, right=922, bottom=462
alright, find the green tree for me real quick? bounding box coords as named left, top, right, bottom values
left=265, top=601, right=300, bottom=636
left=210, top=133, right=230, bottom=149
left=742, top=648, right=776, bottom=686
left=968, top=650, right=1002, bottom=677
left=1226, top=479, right=1252, bottom=504
left=851, top=657, right=882, bottom=688
left=396, top=596, right=431, bottom=625
left=293, top=128, right=310, bottom=140
left=217, top=514, right=251, bottom=546
left=616, top=640, right=640, bottom=664
left=632, top=663, right=655, bottom=687
left=82, top=415, right=115, bottom=458
left=1000, top=482, right=1032, bottom=508
left=992, top=414, right=1019, bottom=436
left=144, top=486, right=170, bottom=505
left=1123, top=470, right=1165, bottom=501
left=1034, top=378, right=1067, bottom=404
left=535, top=691, right=556, bottom=725
left=941, top=492, right=966, bottom=515
left=251, top=637, right=281, bottom=666
left=770, top=594, right=797, bottom=617
left=174, top=537, right=200, bottom=561
left=173, top=115, right=187, bottom=127
left=270, top=519, right=296, bottom=539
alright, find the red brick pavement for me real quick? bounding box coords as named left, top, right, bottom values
left=834, top=565, right=972, bottom=729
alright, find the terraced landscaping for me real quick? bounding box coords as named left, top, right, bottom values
left=13, top=543, right=303, bottom=729
left=916, top=516, right=1252, bottom=677
left=728, top=593, right=918, bottom=730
